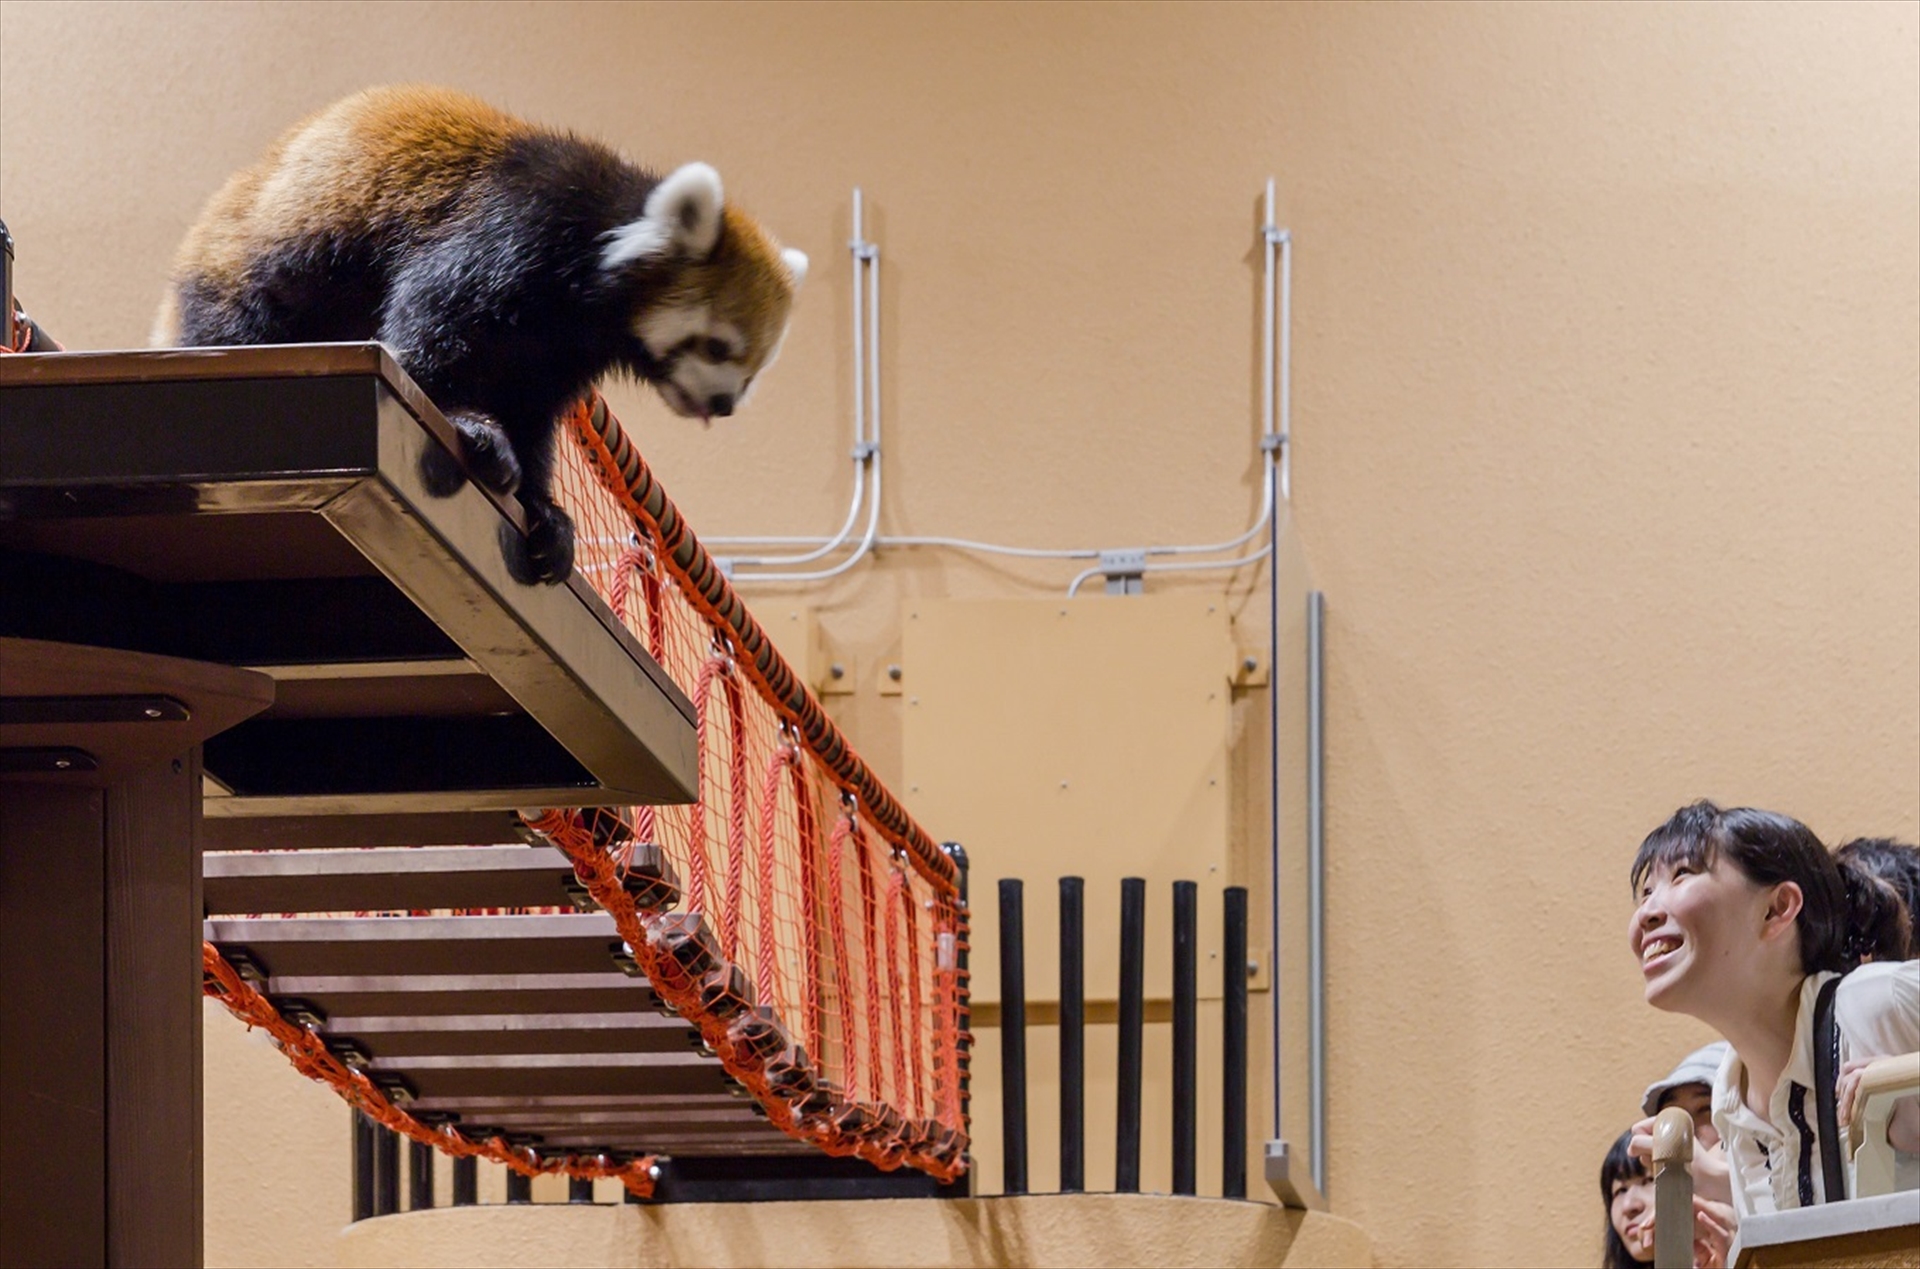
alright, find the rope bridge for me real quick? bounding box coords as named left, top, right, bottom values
left=199, top=392, right=972, bottom=1195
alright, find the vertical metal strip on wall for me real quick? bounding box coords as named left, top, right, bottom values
left=1307, top=590, right=1327, bottom=1196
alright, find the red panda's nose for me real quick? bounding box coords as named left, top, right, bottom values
left=708, top=394, right=735, bottom=418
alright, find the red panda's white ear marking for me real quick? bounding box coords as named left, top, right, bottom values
left=782, top=248, right=809, bottom=287
left=600, top=161, right=725, bottom=271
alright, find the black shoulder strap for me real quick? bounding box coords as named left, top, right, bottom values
left=1812, top=974, right=1847, bottom=1203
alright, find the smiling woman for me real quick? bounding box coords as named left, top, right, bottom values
left=1626, top=801, right=1920, bottom=1219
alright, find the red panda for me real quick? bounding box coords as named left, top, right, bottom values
left=156, top=86, right=808, bottom=584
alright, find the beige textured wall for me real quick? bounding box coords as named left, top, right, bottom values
left=3, top=3, right=1915, bottom=1267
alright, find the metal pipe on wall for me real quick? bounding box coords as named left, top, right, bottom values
left=1307, top=589, right=1327, bottom=1196
left=1115, top=876, right=1146, bottom=1193
left=726, top=196, right=884, bottom=584
left=998, top=878, right=1029, bottom=1195
left=1058, top=875, right=1086, bottom=1193
left=1262, top=202, right=1327, bottom=1212
left=729, top=182, right=1291, bottom=595
left=1266, top=363, right=1285, bottom=1151
left=706, top=189, right=873, bottom=562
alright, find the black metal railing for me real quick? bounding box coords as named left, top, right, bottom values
left=997, top=874, right=1253, bottom=1200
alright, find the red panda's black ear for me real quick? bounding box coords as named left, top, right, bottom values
left=600, top=162, right=724, bottom=271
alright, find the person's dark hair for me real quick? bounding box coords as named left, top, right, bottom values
left=1631, top=801, right=1908, bottom=974
left=1601, top=1129, right=1652, bottom=1269
left=1834, top=837, right=1920, bottom=960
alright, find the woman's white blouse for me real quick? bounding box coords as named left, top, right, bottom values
left=1710, top=959, right=1920, bottom=1218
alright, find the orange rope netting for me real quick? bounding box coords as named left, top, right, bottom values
left=522, top=395, right=972, bottom=1179
left=191, top=388, right=970, bottom=1185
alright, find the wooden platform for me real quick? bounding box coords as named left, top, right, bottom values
left=0, top=344, right=699, bottom=836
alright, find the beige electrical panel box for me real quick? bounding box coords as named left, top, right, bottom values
left=902, top=595, right=1234, bottom=1006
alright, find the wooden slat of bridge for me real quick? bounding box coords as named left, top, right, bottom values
left=204, top=851, right=806, bottom=1157
left=204, top=844, right=581, bottom=913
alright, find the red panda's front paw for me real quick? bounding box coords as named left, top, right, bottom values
left=500, top=504, right=576, bottom=585
left=446, top=410, right=522, bottom=496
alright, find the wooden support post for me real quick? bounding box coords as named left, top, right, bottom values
left=0, top=638, right=272, bottom=1268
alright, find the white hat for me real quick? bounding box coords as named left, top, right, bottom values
left=1641, top=1041, right=1731, bottom=1118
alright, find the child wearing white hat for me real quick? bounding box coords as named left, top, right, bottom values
left=1631, top=1041, right=1734, bottom=1207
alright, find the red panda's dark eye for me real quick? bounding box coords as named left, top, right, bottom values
left=703, top=338, right=732, bottom=361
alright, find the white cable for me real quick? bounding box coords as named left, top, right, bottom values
left=729, top=435, right=1271, bottom=572
left=729, top=234, right=885, bottom=584
left=875, top=534, right=1101, bottom=560
left=1065, top=542, right=1275, bottom=599
left=1264, top=175, right=1277, bottom=454
left=715, top=445, right=869, bottom=565
left=704, top=188, right=874, bottom=564
left=1155, top=457, right=1275, bottom=557
left=728, top=178, right=1293, bottom=588
left=736, top=439, right=883, bottom=585
left=1280, top=220, right=1293, bottom=503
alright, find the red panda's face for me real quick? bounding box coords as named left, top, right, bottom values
left=603, top=164, right=808, bottom=422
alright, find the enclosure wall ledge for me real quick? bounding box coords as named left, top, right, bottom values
left=334, top=1191, right=1374, bottom=1269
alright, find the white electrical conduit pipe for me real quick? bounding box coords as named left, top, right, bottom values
left=704, top=190, right=878, bottom=566
left=723, top=179, right=1292, bottom=592
left=1064, top=546, right=1277, bottom=599
left=724, top=209, right=885, bottom=585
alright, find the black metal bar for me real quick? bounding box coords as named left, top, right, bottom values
left=998, top=878, right=1028, bottom=1195
left=1, top=217, right=14, bottom=352
left=409, top=1138, right=435, bottom=1210
left=569, top=1176, right=595, bottom=1204
left=1058, top=875, right=1085, bottom=1193
left=505, top=1169, right=532, bottom=1204
left=945, top=841, right=973, bottom=1189
left=452, top=1155, right=478, bottom=1206
left=1223, top=885, right=1250, bottom=1199
left=352, top=1111, right=376, bottom=1222
left=374, top=1125, right=401, bottom=1216
left=1173, top=879, right=1198, bottom=1196
left=1116, top=876, right=1146, bottom=1193
left=643, top=1154, right=957, bottom=1203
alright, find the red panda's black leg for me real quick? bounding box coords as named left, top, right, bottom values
left=420, top=410, right=523, bottom=499
left=498, top=500, right=576, bottom=587
left=380, top=254, right=530, bottom=500
left=494, top=413, right=575, bottom=585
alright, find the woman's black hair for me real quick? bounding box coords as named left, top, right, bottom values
left=1600, top=1129, right=1652, bottom=1269
left=1630, top=801, right=1909, bottom=974
left=1834, top=837, right=1920, bottom=961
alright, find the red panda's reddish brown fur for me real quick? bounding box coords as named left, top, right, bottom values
left=158, top=86, right=807, bottom=584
